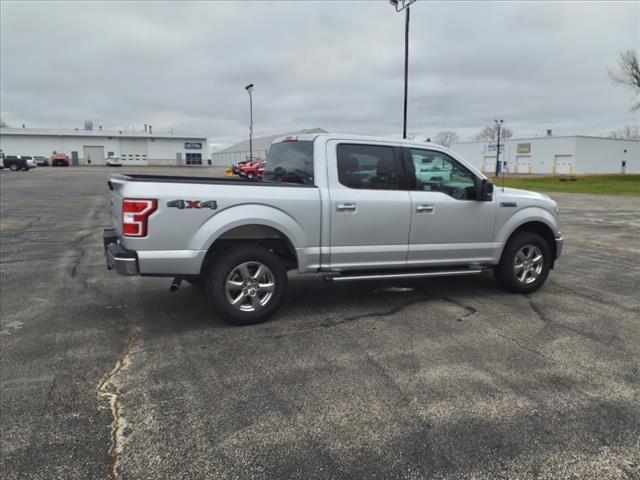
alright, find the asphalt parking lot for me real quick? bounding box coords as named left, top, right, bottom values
left=1, top=166, right=639, bottom=480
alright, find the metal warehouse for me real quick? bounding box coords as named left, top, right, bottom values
left=0, top=127, right=208, bottom=166
left=451, top=135, right=639, bottom=175
left=211, top=128, right=326, bottom=166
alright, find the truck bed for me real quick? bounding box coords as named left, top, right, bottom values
left=108, top=173, right=315, bottom=188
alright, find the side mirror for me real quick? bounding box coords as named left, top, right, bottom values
left=478, top=179, right=494, bottom=201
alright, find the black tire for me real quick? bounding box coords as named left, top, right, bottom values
left=9, top=163, right=18, bottom=172
left=205, top=245, right=288, bottom=325
left=494, top=232, right=551, bottom=293
left=247, top=172, right=255, bottom=180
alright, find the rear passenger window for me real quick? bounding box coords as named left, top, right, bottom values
left=337, top=144, right=400, bottom=190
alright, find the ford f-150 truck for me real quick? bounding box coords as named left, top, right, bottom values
left=104, top=133, right=563, bottom=325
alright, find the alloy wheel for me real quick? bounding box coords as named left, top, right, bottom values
left=513, top=244, right=544, bottom=285
left=224, top=261, right=275, bottom=312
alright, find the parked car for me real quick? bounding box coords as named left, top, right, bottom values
left=231, top=159, right=250, bottom=175
left=106, top=156, right=123, bottom=167
left=34, top=156, right=50, bottom=166
left=103, top=133, right=563, bottom=325
left=21, top=156, right=38, bottom=169
left=237, top=158, right=265, bottom=179
left=3, top=155, right=30, bottom=171
left=51, top=154, right=70, bottom=167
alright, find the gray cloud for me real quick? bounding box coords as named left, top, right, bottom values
left=1, top=0, right=638, bottom=144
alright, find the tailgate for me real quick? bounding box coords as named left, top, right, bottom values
left=107, top=175, right=129, bottom=236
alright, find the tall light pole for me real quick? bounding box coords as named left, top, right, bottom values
left=389, top=0, right=416, bottom=139
left=494, top=119, right=503, bottom=177
left=245, top=83, right=254, bottom=161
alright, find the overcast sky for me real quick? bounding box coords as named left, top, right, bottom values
left=1, top=0, right=638, bottom=144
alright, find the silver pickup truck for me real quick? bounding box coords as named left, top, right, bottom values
left=104, top=133, right=563, bottom=325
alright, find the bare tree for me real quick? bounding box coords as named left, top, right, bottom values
left=434, top=131, right=459, bottom=148
left=608, top=125, right=640, bottom=139
left=609, top=49, right=640, bottom=111
left=473, top=124, right=513, bottom=141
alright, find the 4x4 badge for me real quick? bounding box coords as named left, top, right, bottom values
left=167, top=200, right=217, bottom=210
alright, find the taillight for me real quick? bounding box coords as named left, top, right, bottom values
left=122, top=198, right=157, bottom=237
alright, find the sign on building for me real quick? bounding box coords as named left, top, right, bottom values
left=517, top=143, right=531, bottom=154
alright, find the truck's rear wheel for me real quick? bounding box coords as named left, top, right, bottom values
left=9, top=164, right=18, bottom=171
left=494, top=232, right=551, bottom=293
left=205, top=246, right=288, bottom=325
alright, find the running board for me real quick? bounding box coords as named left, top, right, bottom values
left=326, top=268, right=485, bottom=282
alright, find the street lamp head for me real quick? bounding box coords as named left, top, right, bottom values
left=245, top=83, right=254, bottom=92
left=389, top=0, right=415, bottom=12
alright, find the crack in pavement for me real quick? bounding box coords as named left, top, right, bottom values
left=0, top=254, right=71, bottom=265
left=1, top=216, right=42, bottom=239
left=547, top=279, right=639, bottom=316
left=439, top=296, right=478, bottom=322
left=526, top=297, right=628, bottom=351
left=97, top=304, right=133, bottom=480
left=321, top=297, right=433, bottom=328
left=69, top=227, right=103, bottom=279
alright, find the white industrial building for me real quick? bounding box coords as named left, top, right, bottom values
left=451, top=135, right=639, bottom=175
left=0, top=127, right=208, bottom=166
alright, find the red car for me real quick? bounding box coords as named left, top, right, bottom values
left=51, top=153, right=70, bottom=167
left=236, top=158, right=265, bottom=179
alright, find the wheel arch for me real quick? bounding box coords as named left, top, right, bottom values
left=501, top=220, right=558, bottom=266
left=199, top=223, right=299, bottom=275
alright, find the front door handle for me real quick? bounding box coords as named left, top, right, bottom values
left=336, top=203, right=357, bottom=212
left=416, top=204, right=434, bottom=213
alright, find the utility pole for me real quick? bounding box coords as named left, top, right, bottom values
left=389, top=0, right=416, bottom=139
left=245, top=83, right=254, bottom=161
left=403, top=6, right=410, bottom=139
left=494, top=119, right=503, bottom=177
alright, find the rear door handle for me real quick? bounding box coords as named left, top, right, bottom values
left=416, top=204, right=434, bottom=213
left=336, top=203, right=357, bottom=212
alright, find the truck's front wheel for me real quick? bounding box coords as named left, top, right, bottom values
left=206, top=246, right=288, bottom=325
left=494, top=232, right=551, bottom=293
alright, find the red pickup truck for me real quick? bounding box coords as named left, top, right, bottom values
left=232, top=158, right=265, bottom=179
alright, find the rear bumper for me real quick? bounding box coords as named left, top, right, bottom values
left=103, top=229, right=139, bottom=276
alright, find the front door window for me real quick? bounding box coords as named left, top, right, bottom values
left=408, top=149, right=477, bottom=200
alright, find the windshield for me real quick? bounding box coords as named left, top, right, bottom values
left=263, top=140, right=314, bottom=184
